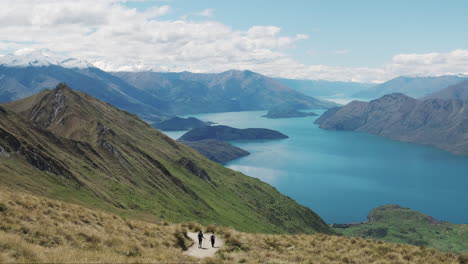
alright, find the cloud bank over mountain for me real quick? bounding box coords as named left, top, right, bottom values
left=0, top=0, right=467, bottom=83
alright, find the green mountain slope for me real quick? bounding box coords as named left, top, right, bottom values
left=0, top=83, right=331, bottom=234
left=336, top=205, right=468, bottom=253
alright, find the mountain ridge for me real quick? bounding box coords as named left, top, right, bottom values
left=114, top=70, right=337, bottom=115
left=1, top=83, right=331, bottom=234
left=424, top=79, right=468, bottom=101
left=354, top=75, right=467, bottom=99
left=315, top=93, right=468, bottom=155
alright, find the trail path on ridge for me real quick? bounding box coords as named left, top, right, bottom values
left=185, top=232, right=224, bottom=258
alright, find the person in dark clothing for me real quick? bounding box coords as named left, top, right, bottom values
left=197, top=231, right=205, bottom=248
left=210, top=232, right=216, bottom=248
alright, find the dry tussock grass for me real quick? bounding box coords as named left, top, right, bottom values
left=1, top=188, right=467, bottom=264
left=214, top=229, right=468, bottom=264
left=0, top=188, right=196, bottom=263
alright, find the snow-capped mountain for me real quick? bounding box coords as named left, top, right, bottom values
left=0, top=49, right=167, bottom=122
left=0, top=49, right=93, bottom=69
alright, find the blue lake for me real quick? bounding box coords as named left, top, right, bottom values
left=163, top=110, right=468, bottom=224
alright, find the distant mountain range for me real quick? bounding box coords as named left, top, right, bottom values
left=354, top=75, right=467, bottom=99
left=114, top=71, right=337, bottom=115
left=315, top=93, right=468, bottom=155
left=275, top=78, right=374, bottom=97
left=0, top=50, right=168, bottom=123
left=0, top=83, right=331, bottom=234
left=0, top=50, right=336, bottom=121
left=424, top=79, right=468, bottom=101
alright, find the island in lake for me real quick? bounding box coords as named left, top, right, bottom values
left=179, top=125, right=289, bottom=141
left=153, top=116, right=212, bottom=131
left=263, top=105, right=317, bottom=119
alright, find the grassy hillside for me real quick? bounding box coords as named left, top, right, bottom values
left=337, top=205, right=468, bottom=253
left=1, top=189, right=466, bottom=264
left=0, top=83, right=330, bottom=234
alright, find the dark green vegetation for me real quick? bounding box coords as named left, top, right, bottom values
left=262, top=105, right=317, bottom=119
left=354, top=75, right=467, bottom=99
left=315, top=93, right=468, bottom=155
left=180, top=139, right=250, bottom=163
left=179, top=125, right=288, bottom=141
left=0, top=83, right=331, bottom=234
left=336, top=205, right=468, bottom=253
left=114, top=70, right=337, bottom=115
left=153, top=116, right=211, bottom=131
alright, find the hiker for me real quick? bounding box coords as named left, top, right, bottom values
left=210, top=232, right=216, bottom=248
left=197, top=231, right=205, bottom=248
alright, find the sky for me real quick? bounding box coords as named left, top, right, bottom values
left=0, top=0, right=467, bottom=83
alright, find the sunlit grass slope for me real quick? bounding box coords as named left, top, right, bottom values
left=0, top=83, right=330, bottom=234
left=1, top=189, right=467, bottom=264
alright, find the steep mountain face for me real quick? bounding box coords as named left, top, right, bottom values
left=424, top=79, right=468, bottom=100
left=0, top=83, right=331, bottom=234
left=114, top=70, right=337, bottom=115
left=354, top=75, right=467, bottom=99
left=179, top=125, right=289, bottom=141
left=275, top=78, right=373, bottom=97
left=0, top=51, right=167, bottom=122
left=180, top=139, right=250, bottom=163
left=315, top=93, right=468, bottom=155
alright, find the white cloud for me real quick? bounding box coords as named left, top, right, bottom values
left=0, top=0, right=467, bottom=83
left=142, top=5, right=171, bottom=18
left=195, top=8, right=215, bottom=17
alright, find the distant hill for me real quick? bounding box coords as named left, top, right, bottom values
left=114, top=70, right=337, bottom=115
left=179, top=125, right=288, bottom=141
left=353, top=75, right=467, bottom=99
left=153, top=117, right=211, bottom=131
left=180, top=139, right=250, bottom=163
left=424, top=79, right=468, bottom=100
left=0, top=50, right=167, bottom=122
left=315, top=93, right=468, bottom=155
left=0, top=83, right=331, bottom=234
left=337, top=205, right=468, bottom=253
left=263, top=105, right=317, bottom=119
left=275, top=78, right=373, bottom=97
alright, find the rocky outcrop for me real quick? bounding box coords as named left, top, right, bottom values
left=179, top=125, right=288, bottom=141
left=315, top=93, right=468, bottom=155
left=0, top=126, right=76, bottom=181
left=178, top=157, right=211, bottom=182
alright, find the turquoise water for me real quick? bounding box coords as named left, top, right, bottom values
left=163, top=110, right=468, bottom=224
